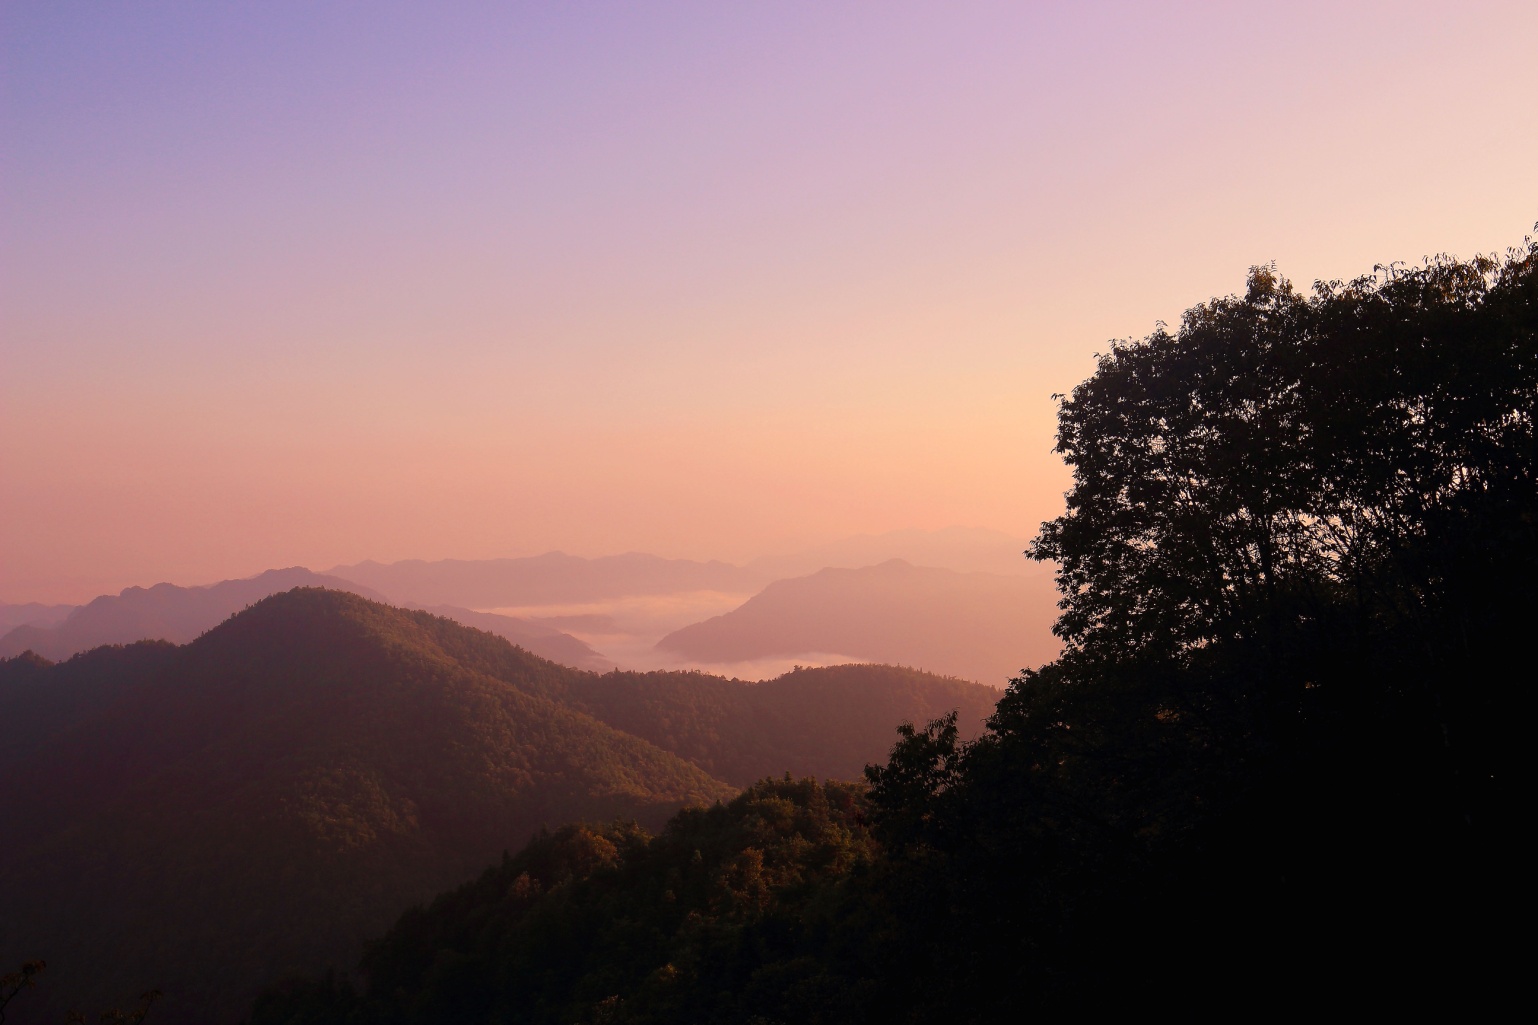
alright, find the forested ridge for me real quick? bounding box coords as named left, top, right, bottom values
left=249, top=237, right=1533, bottom=1022
left=0, top=593, right=993, bottom=1023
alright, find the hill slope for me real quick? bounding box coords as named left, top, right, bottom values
left=0, top=588, right=1005, bottom=1022
left=252, top=778, right=880, bottom=1025
left=0, top=589, right=731, bottom=1024
left=657, top=560, right=1060, bottom=685
left=359, top=613, right=999, bottom=785
left=551, top=664, right=998, bottom=786
left=409, top=603, right=613, bottom=671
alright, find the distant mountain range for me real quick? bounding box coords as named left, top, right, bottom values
left=0, top=587, right=998, bottom=1023
left=327, top=529, right=1042, bottom=610
left=0, top=568, right=382, bottom=661
left=0, top=601, right=74, bottom=633
left=0, top=568, right=611, bottom=670
left=749, top=525, right=1041, bottom=579
left=327, top=552, right=763, bottom=608
left=409, top=603, right=613, bottom=671
left=657, top=559, right=1062, bottom=686
left=0, top=528, right=1062, bottom=684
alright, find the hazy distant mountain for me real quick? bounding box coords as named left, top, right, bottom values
left=329, top=551, right=764, bottom=608
left=0, top=568, right=382, bottom=661
left=0, top=587, right=1002, bottom=1022
left=0, top=569, right=609, bottom=671
left=657, top=559, right=1061, bottom=685
left=412, top=604, right=613, bottom=671
left=0, top=589, right=732, bottom=1024
left=0, top=601, right=75, bottom=633
left=751, top=526, right=1044, bottom=579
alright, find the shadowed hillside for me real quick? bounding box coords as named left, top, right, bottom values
left=552, top=664, right=998, bottom=786
left=0, top=589, right=731, bottom=1023
left=407, top=604, right=614, bottom=671
left=0, top=588, right=997, bottom=1023
left=252, top=778, right=880, bottom=1025
left=657, top=560, right=1060, bottom=685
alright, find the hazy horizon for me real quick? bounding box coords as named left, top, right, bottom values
left=0, top=530, right=1062, bottom=686
left=5, top=2, right=1536, bottom=605
left=0, top=523, right=1039, bottom=606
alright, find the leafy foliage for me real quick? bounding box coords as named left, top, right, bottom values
left=1, top=961, right=46, bottom=1025
left=865, top=237, right=1536, bottom=1013
left=250, top=778, right=881, bottom=1025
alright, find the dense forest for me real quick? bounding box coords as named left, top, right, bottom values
left=247, top=238, right=1533, bottom=1022
left=0, top=594, right=993, bottom=1023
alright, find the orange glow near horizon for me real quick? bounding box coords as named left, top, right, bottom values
left=4, top=2, right=1536, bottom=603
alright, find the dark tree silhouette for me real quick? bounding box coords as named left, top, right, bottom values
left=866, top=234, right=1535, bottom=1015
left=1029, top=241, right=1537, bottom=834
left=0, top=962, right=159, bottom=1025
left=1, top=961, right=45, bottom=1025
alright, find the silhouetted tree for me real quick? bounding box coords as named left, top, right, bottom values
left=866, top=234, right=1536, bottom=1014
left=0, top=962, right=159, bottom=1025
left=1031, top=239, right=1537, bottom=832
left=1, top=961, right=46, bottom=1025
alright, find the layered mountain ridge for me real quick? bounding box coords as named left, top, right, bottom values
left=328, top=552, right=763, bottom=608
left=0, top=568, right=611, bottom=670
left=4, top=529, right=1061, bottom=684
left=657, top=559, right=1061, bottom=686
left=0, top=587, right=997, bottom=1023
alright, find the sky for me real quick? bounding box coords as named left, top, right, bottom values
left=3, top=1, right=1536, bottom=604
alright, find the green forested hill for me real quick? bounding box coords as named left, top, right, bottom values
left=253, top=777, right=883, bottom=1025
left=337, top=603, right=1001, bottom=785
left=0, top=641, right=179, bottom=774
left=0, top=589, right=993, bottom=1023
left=0, top=590, right=732, bottom=1023
left=552, top=664, right=997, bottom=786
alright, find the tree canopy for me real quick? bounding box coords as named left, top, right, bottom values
left=1033, top=249, right=1537, bottom=669
left=868, top=234, right=1536, bottom=1013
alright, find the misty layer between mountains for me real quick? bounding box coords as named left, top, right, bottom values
left=0, top=528, right=1062, bottom=687
left=0, top=586, right=1003, bottom=1023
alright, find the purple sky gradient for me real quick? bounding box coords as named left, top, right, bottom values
left=4, top=2, right=1536, bottom=602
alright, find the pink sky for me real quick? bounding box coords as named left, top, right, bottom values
left=4, top=2, right=1536, bottom=603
